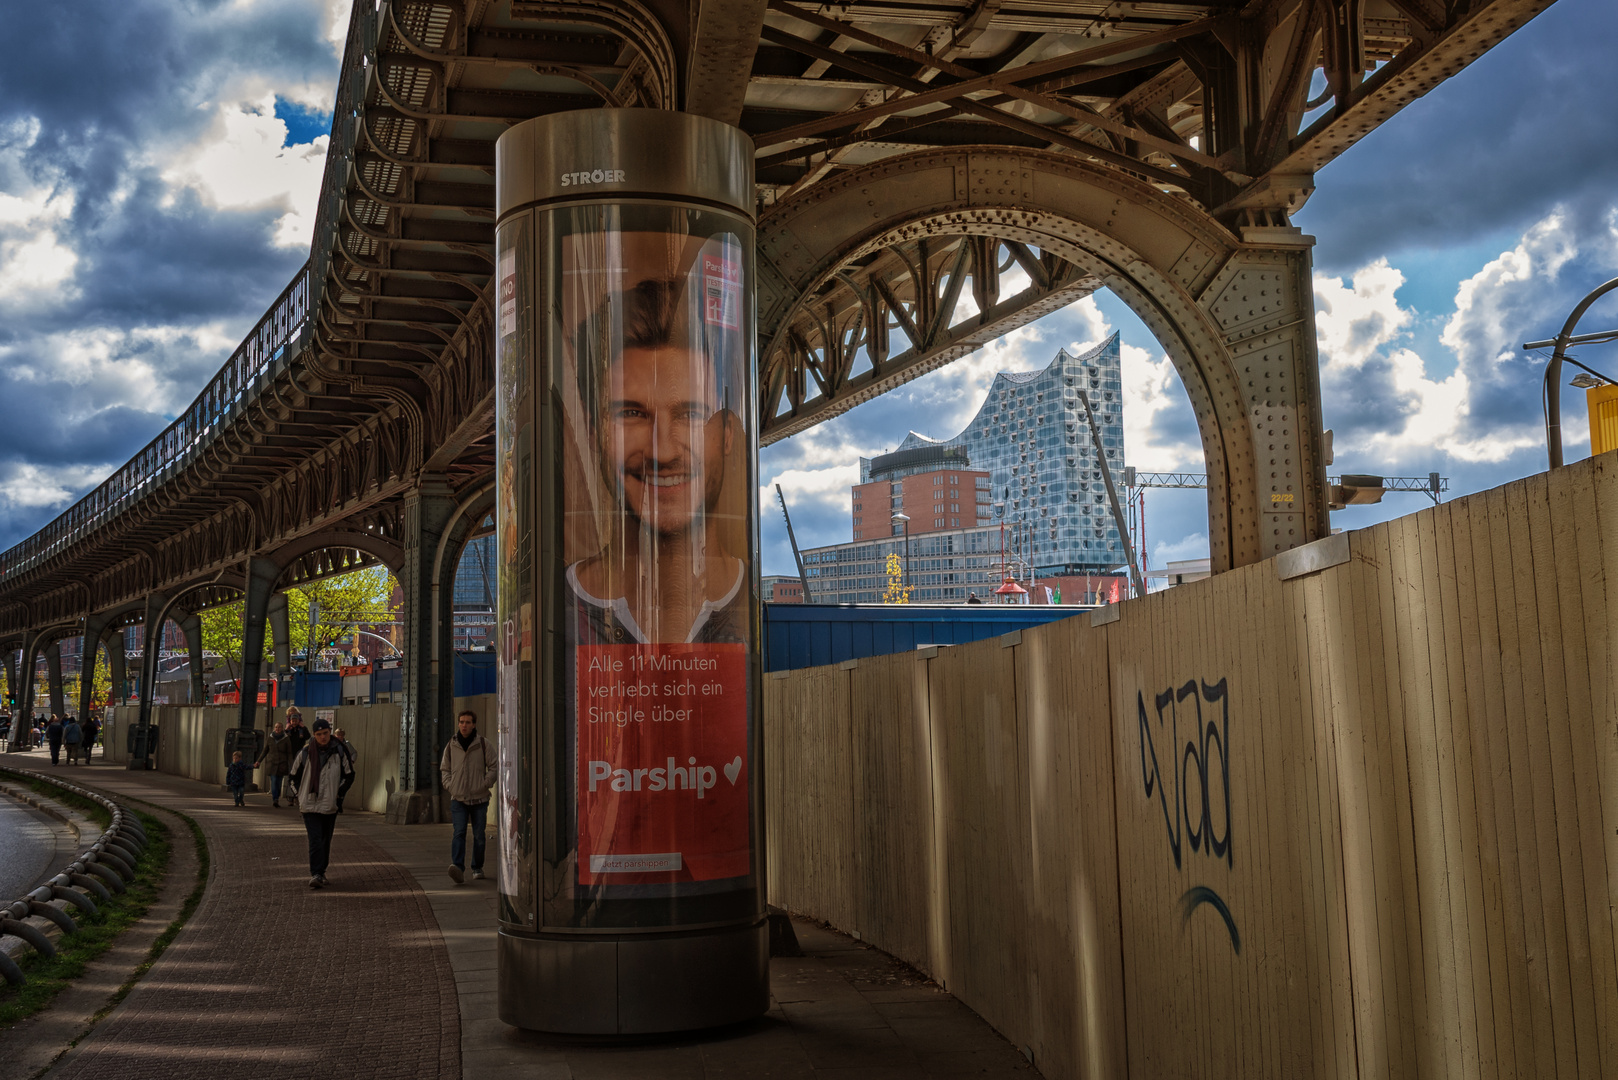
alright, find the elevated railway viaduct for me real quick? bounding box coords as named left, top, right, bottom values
left=6, top=0, right=1608, bottom=1072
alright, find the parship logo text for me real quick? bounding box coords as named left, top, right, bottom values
left=560, top=169, right=626, bottom=187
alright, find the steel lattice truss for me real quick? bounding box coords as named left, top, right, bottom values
left=0, top=0, right=1556, bottom=633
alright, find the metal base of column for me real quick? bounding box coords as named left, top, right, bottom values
left=497, top=918, right=768, bottom=1034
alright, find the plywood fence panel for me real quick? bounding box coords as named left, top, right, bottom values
left=925, top=634, right=1037, bottom=1042
left=1581, top=455, right=1618, bottom=1061
left=757, top=454, right=1618, bottom=1080
left=763, top=664, right=856, bottom=930
left=1103, top=565, right=1344, bottom=1077
left=1016, top=614, right=1125, bottom=1080
left=1485, top=483, right=1561, bottom=1077
left=1458, top=490, right=1536, bottom=1079
left=1506, top=477, right=1583, bottom=1078
left=1526, top=470, right=1604, bottom=1080
left=847, top=651, right=937, bottom=973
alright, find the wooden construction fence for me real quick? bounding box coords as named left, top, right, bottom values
left=764, top=453, right=1618, bottom=1079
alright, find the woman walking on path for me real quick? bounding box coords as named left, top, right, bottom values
left=255, top=721, right=293, bottom=806
left=63, top=716, right=83, bottom=764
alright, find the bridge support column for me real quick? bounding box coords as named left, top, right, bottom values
left=15, top=633, right=40, bottom=749
left=2, top=644, right=19, bottom=750
left=44, top=640, right=65, bottom=718
left=78, top=614, right=110, bottom=721
left=387, top=474, right=456, bottom=824
left=106, top=627, right=127, bottom=713
left=235, top=559, right=278, bottom=736
left=132, top=593, right=168, bottom=769
left=176, top=610, right=204, bottom=705
left=267, top=592, right=291, bottom=677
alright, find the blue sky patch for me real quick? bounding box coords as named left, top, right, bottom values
left=274, top=97, right=331, bottom=146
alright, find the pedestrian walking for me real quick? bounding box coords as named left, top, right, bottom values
left=255, top=721, right=293, bottom=806
left=82, top=716, right=100, bottom=763
left=289, top=718, right=356, bottom=888
left=440, top=710, right=496, bottom=884
left=226, top=751, right=251, bottom=807
left=63, top=716, right=83, bottom=764
left=283, top=708, right=309, bottom=807
left=45, top=715, right=63, bottom=766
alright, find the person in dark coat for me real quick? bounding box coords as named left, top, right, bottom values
left=289, top=719, right=355, bottom=888
left=81, top=716, right=100, bottom=763
left=254, top=721, right=294, bottom=807
left=283, top=708, right=310, bottom=806
left=45, top=715, right=64, bottom=766
left=62, top=716, right=83, bottom=764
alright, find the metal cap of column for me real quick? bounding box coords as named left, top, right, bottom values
left=496, top=108, right=754, bottom=223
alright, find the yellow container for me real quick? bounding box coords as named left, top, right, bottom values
left=1590, top=384, right=1618, bottom=456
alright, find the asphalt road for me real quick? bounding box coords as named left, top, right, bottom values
left=0, top=796, right=70, bottom=899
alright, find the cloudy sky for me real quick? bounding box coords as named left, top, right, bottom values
left=0, top=1, right=1613, bottom=580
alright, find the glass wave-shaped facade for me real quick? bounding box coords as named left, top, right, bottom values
left=866, top=334, right=1127, bottom=575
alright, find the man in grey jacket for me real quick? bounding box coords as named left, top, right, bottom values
left=440, top=709, right=496, bottom=884
left=289, top=718, right=356, bottom=888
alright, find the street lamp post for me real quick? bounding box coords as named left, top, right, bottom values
left=1523, top=275, right=1618, bottom=468
left=890, top=512, right=911, bottom=588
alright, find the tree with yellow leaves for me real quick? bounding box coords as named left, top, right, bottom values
left=882, top=552, right=912, bottom=604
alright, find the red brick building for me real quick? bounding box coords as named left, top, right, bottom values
left=851, top=446, right=990, bottom=541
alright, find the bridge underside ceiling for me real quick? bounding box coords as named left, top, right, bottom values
left=0, top=0, right=1557, bottom=627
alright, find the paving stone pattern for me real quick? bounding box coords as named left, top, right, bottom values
left=13, top=761, right=1038, bottom=1079
left=33, top=768, right=459, bottom=1080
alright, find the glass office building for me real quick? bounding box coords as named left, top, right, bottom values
left=861, top=334, right=1127, bottom=575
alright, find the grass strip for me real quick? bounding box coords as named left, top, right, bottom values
left=0, top=808, right=169, bottom=1027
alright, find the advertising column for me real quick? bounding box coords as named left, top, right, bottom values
left=493, top=110, right=765, bottom=1034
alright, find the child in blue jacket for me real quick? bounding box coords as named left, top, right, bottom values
left=226, top=751, right=251, bottom=807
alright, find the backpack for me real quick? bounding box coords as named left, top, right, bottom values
left=64, top=721, right=82, bottom=743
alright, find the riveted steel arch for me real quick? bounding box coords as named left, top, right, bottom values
left=758, top=148, right=1329, bottom=572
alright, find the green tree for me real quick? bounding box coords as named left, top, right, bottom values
left=199, top=566, right=397, bottom=681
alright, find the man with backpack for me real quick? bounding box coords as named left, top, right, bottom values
left=62, top=716, right=83, bottom=765
left=45, top=715, right=64, bottom=766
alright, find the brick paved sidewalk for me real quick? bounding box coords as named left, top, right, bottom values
left=8, top=758, right=1040, bottom=1079
left=1, top=759, right=459, bottom=1080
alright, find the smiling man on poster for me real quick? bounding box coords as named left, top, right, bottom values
left=566, top=263, right=752, bottom=889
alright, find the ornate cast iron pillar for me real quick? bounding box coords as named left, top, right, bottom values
left=235, top=559, right=279, bottom=734
left=44, top=640, right=66, bottom=718
left=267, top=592, right=292, bottom=675
left=131, top=593, right=168, bottom=769
left=1209, top=227, right=1331, bottom=561
left=176, top=610, right=205, bottom=705
left=16, top=633, right=40, bottom=745
left=2, top=643, right=22, bottom=750
left=105, top=627, right=127, bottom=715
left=78, top=613, right=111, bottom=721
left=386, top=472, right=456, bottom=824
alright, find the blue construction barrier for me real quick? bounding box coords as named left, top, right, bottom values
left=454, top=650, right=497, bottom=695
left=761, top=602, right=1086, bottom=672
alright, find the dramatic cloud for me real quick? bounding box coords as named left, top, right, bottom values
left=1297, top=0, right=1618, bottom=271
left=1314, top=204, right=1618, bottom=481
left=0, top=0, right=344, bottom=551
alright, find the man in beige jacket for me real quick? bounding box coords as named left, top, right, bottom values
left=440, top=709, right=497, bottom=883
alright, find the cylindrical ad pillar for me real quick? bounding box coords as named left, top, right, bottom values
left=493, top=109, right=765, bottom=1034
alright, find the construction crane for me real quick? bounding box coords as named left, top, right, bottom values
left=1123, top=469, right=1449, bottom=508
left=775, top=485, right=812, bottom=602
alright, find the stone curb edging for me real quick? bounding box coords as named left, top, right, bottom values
left=0, top=768, right=149, bottom=986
